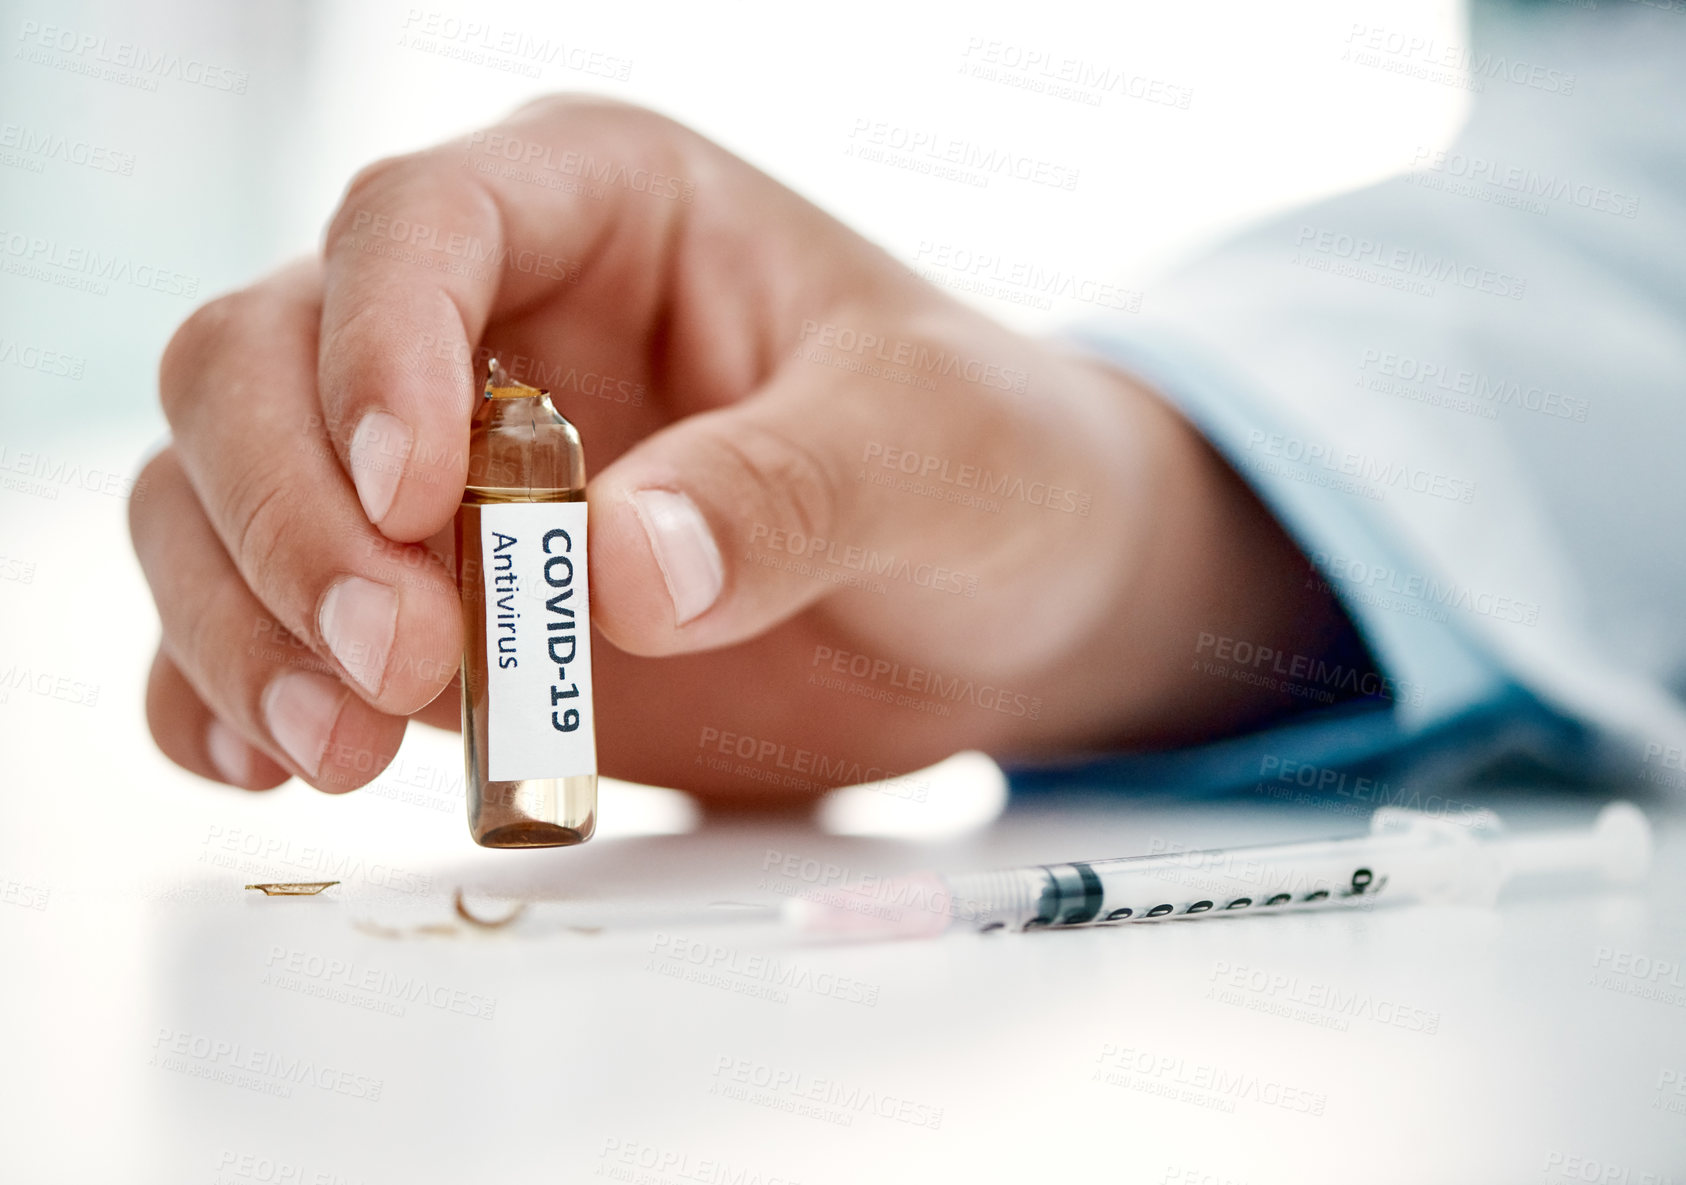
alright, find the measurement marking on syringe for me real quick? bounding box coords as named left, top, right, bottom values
left=783, top=803, right=1648, bottom=937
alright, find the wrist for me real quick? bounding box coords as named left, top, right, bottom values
left=999, top=358, right=1374, bottom=755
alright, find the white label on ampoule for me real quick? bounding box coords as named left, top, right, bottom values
left=480, top=501, right=597, bottom=783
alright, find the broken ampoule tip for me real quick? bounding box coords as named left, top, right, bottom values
left=454, top=888, right=528, bottom=929
left=483, top=356, right=548, bottom=399
left=245, top=881, right=339, bottom=896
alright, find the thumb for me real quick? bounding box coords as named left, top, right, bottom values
left=588, top=364, right=999, bottom=657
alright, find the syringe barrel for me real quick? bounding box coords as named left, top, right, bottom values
left=791, top=805, right=1646, bottom=938
left=946, top=828, right=1485, bottom=932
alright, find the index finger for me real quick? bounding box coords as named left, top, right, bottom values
left=317, top=96, right=691, bottom=542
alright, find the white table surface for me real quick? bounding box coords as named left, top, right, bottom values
left=4, top=490, right=1684, bottom=1182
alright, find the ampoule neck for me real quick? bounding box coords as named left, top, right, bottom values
left=465, top=358, right=584, bottom=493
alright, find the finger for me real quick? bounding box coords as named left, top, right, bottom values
left=317, top=98, right=696, bottom=542
left=129, top=447, right=408, bottom=792
left=587, top=337, right=1046, bottom=658
left=144, top=648, right=290, bottom=790
left=159, top=261, right=462, bottom=718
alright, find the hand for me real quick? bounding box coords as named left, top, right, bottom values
left=131, top=96, right=1351, bottom=801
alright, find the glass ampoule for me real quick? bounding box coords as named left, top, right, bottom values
left=455, top=358, right=597, bottom=848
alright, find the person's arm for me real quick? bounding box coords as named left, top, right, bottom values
left=1069, top=0, right=1686, bottom=785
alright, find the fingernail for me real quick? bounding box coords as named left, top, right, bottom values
left=206, top=719, right=255, bottom=786
left=318, top=576, right=399, bottom=696
left=349, top=410, right=412, bottom=526
left=262, top=670, right=347, bottom=779
left=630, top=488, right=724, bottom=626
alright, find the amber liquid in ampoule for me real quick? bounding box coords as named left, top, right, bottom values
left=456, top=360, right=597, bottom=848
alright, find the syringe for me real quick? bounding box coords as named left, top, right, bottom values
left=783, top=802, right=1653, bottom=938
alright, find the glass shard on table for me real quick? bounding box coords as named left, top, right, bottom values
left=244, top=881, right=339, bottom=896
